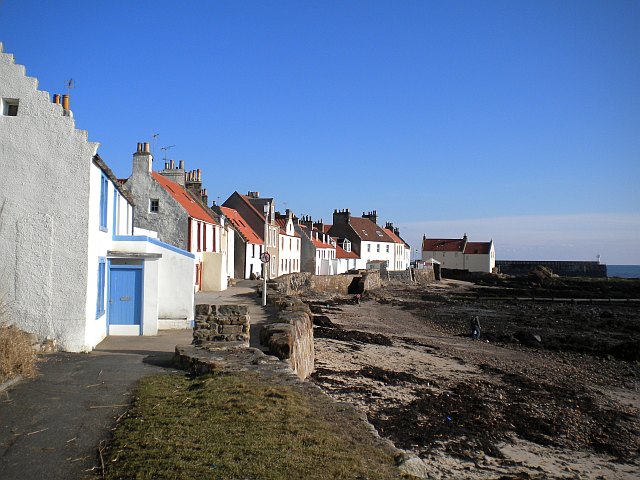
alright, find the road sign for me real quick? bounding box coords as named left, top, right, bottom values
left=260, top=252, right=271, bottom=264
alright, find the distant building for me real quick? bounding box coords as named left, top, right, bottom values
left=421, top=234, right=495, bottom=273
left=216, top=205, right=264, bottom=280
left=296, top=216, right=337, bottom=275
left=327, top=209, right=400, bottom=270
left=223, top=191, right=280, bottom=278
left=275, top=210, right=301, bottom=276
left=383, top=223, right=411, bottom=271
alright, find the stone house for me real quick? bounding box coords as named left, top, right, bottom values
left=421, top=234, right=496, bottom=273
left=0, top=43, right=194, bottom=350
left=223, top=191, right=279, bottom=279
left=123, top=149, right=228, bottom=291
left=327, top=209, right=398, bottom=270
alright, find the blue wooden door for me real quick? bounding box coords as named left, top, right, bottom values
left=108, top=267, right=142, bottom=330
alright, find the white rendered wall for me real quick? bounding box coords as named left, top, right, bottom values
left=422, top=250, right=465, bottom=270
left=245, top=243, right=263, bottom=279
left=277, top=233, right=301, bottom=276
left=0, top=44, right=99, bottom=351
left=110, top=238, right=195, bottom=329
left=358, top=240, right=395, bottom=269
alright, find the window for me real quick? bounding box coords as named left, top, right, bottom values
left=197, top=222, right=202, bottom=251
left=367, top=244, right=371, bottom=253
left=203, top=224, right=207, bottom=251
left=386, top=245, right=390, bottom=253
left=96, top=258, right=106, bottom=318
left=150, top=199, right=159, bottom=213
left=377, top=244, right=380, bottom=253
left=99, top=174, right=108, bottom=231
left=289, top=238, right=292, bottom=250
left=1, top=98, right=19, bottom=116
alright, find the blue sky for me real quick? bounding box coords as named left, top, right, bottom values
left=2, top=1, right=639, bottom=263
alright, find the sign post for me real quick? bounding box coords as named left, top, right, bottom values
left=260, top=251, right=270, bottom=307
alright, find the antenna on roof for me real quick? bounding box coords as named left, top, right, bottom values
left=65, top=78, right=75, bottom=97
left=160, top=145, right=176, bottom=162
left=151, top=133, right=160, bottom=157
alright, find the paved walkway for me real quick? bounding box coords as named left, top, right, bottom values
left=0, top=282, right=273, bottom=479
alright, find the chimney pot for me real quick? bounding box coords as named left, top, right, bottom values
left=62, top=94, right=69, bottom=110
left=197, top=169, right=201, bottom=182
left=179, top=160, right=184, bottom=170
left=143, top=142, right=150, bottom=153
left=53, top=94, right=60, bottom=104
left=137, top=143, right=142, bottom=153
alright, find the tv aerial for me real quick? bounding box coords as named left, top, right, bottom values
left=160, top=145, right=176, bottom=162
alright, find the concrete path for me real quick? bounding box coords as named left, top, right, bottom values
left=0, top=282, right=274, bottom=480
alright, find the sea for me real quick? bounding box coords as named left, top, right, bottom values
left=607, top=265, right=640, bottom=279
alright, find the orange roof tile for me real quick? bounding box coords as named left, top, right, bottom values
left=151, top=172, right=216, bottom=224
left=336, top=244, right=359, bottom=259
left=220, top=206, right=263, bottom=245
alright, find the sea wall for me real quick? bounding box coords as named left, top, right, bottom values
left=260, top=296, right=314, bottom=379
left=269, top=270, right=382, bottom=295
left=496, top=260, right=607, bottom=278
left=413, top=268, right=436, bottom=284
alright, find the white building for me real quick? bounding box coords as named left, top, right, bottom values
left=384, top=223, right=411, bottom=271
left=218, top=206, right=264, bottom=280
left=421, top=234, right=495, bottom=273
left=0, top=43, right=194, bottom=350
left=275, top=211, right=301, bottom=277
left=327, top=210, right=397, bottom=270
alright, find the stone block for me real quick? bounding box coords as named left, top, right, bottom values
left=218, top=305, right=248, bottom=316
left=195, top=304, right=211, bottom=316
left=220, top=324, right=245, bottom=335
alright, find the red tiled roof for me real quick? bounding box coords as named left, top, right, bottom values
left=422, top=237, right=492, bottom=255
left=220, top=206, right=263, bottom=245
left=350, top=217, right=395, bottom=242
left=384, top=228, right=405, bottom=245
left=464, top=241, right=492, bottom=255
left=322, top=224, right=331, bottom=234
left=336, top=244, right=359, bottom=259
left=422, top=238, right=465, bottom=252
left=312, top=237, right=335, bottom=250
left=151, top=172, right=216, bottom=224
left=275, top=218, right=300, bottom=237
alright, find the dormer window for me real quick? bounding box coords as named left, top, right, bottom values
left=1, top=98, right=19, bottom=116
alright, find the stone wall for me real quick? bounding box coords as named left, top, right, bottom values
left=260, top=296, right=314, bottom=379
left=413, top=268, right=436, bottom=284
left=269, top=270, right=383, bottom=296
left=496, top=260, right=607, bottom=278
left=193, top=304, right=250, bottom=345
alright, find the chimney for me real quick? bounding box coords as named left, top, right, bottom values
left=313, top=218, right=324, bottom=232
left=201, top=188, right=208, bottom=206
left=394, top=227, right=400, bottom=236
left=333, top=208, right=351, bottom=225
left=62, top=94, right=70, bottom=110
left=53, top=94, right=61, bottom=104
left=300, top=215, right=313, bottom=230
left=132, top=140, right=153, bottom=175
left=185, top=168, right=202, bottom=197
left=362, top=210, right=378, bottom=225
left=247, top=191, right=260, bottom=198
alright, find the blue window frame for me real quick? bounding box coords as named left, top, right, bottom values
left=99, top=174, right=108, bottom=231
left=96, top=257, right=106, bottom=318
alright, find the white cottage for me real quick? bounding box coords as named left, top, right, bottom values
left=421, top=234, right=495, bottom=273
left=0, top=43, right=194, bottom=350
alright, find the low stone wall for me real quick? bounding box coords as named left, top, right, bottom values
left=261, top=296, right=314, bottom=379
left=496, top=260, right=607, bottom=278
left=193, top=304, right=250, bottom=345
left=268, top=270, right=382, bottom=296
left=413, top=268, right=436, bottom=284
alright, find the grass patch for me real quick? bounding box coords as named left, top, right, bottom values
left=103, top=372, right=401, bottom=480
left=0, top=297, right=37, bottom=383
